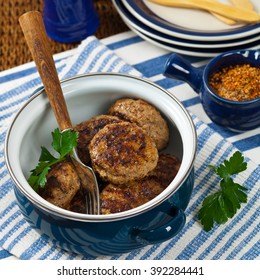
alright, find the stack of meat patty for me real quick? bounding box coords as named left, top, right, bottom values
left=39, top=98, right=181, bottom=214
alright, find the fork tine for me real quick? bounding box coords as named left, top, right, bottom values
left=94, top=188, right=100, bottom=214
left=86, top=191, right=93, bottom=215
left=90, top=188, right=99, bottom=215
left=85, top=191, right=90, bottom=214
left=84, top=184, right=99, bottom=215
left=90, top=191, right=95, bottom=215
left=71, top=155, right=100, bottom=215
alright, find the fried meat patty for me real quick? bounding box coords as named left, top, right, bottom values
left=74, top=115, right=121, bottom=164
left=89, top=121, right=159, bottom=185
left=39, top=160, right=80, bottom=209
left=148, top=154, right=181, bottom=189
left=100, top=178, right=164, bottom=214
left=100, top=153, right=181, bottom=214
left=108, top=98, right=169, bottom=150
left=67, top=189, right=86, bottom=213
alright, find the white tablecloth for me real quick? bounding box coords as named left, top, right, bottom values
left=0, top=31, right=259, bottom=260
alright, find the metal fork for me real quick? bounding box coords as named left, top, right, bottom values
left=19, top=11, right=100, bottom=214
left=72, top=150, right=100, bottom=214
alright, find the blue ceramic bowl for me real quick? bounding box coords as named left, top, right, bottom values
left=5, top=73, right=197, bottom=257
left=164, top=50, right=260, bottom=131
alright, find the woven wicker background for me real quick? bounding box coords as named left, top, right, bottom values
left=0, top=0, right=129, bottom=71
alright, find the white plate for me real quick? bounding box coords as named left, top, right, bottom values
left=126, top=23, right=260, bottom=57
left=122, top=0, right=260, bottom=41
left=114, top=0, right=260, bottom=48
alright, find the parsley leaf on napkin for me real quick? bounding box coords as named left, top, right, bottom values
left=198, top=151, right=248, bottom=231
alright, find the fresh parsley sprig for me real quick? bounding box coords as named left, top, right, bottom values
left=198, top=151, right=248, bottom=232
left=28, top=128, right=78, bottom=192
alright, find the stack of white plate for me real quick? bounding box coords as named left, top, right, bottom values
left=112, top=0, right=260, bottom=57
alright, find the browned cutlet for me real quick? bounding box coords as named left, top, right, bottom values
left=74, top=115, right=122, bottom=164
left=89, top=121, right=159, bottom=185
left=39, top=160, right=80, bottom=209
left=67, top=189, right=86, bottom=213
left=100, top=154, right=181, bottom=214
left=100, top=178, right=164, bottom=214
left=108, top=98, right=169, bottom=150
left=148, top=154, right=181, bottom=189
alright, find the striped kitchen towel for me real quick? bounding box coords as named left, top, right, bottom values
left=0, top=36, right=259, bottom=260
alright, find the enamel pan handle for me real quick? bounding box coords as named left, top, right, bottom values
left=132, top=207, right=186, bottom=245
left=164, top=53, right=203, bottom=93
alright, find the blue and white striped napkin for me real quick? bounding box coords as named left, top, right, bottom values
left=0, top=36, right=259, bottom=260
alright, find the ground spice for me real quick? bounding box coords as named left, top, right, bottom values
left=209, top=64, right=260, bottom=101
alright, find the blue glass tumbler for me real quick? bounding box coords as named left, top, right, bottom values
left=43, top=0, right=99, bottom=43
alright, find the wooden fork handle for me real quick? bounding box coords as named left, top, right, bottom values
left=19, top=11, right=72, bottom=131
